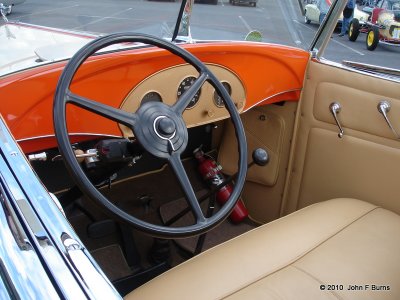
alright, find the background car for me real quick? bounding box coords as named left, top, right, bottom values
left=229, top=0, right=257, bottom=7
left=348, top=0, right=400, bottom=50
left=304, top=0, right=369, bottom=25
left=304, top=0, right=324, bottom=24
left=194, top=0, right=218, bottom=4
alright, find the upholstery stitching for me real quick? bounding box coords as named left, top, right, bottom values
left=220, top=205, right=380, bottom=299
left=291, top=265, right=343, bottom=300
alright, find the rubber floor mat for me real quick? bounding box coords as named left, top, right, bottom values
left=91, top=244, right=132, bottom=281
left=159, top=195, right=257, bottom=255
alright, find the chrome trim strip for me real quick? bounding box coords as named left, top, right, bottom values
left=17, top=133, right=122, bottom=143
left=342, top=60, right=400, bottom=79
left=316, top=58, right=400, bottom=83
left=0, top=164, right=68, bottom=299
left=0, top=118, right=121, bottom=299
left=0, top=259, right=15, bottom=299
left=62, top=234, right=121, bottom=300
left=379, top=41, right=400, bottom=47
left=243, top=88, right=302, bottom=112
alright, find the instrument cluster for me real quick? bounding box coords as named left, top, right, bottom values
left=119, top=63, right=245, bottom=138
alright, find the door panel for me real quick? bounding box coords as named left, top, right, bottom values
left=313, top=81, right=400, bottom=140
left=283, top=61, right=400, bottom=216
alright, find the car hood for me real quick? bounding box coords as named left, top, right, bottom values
left=0, top=22, right=95, bottom=77
left=379, top=11, right=400, bottom=25
left=355, top=7, right=370, bottom=22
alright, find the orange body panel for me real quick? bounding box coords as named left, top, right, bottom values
left=0, top=42, right=309, bottom=153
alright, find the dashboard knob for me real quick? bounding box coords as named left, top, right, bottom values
left=206, top=109, right=215, bottom=118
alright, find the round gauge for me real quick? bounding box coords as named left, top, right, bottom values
left=141, top=91, right=162, bottom=105
left=213, top=82, right=232, bottom=108
left=177, top=76, right=201, bottom=109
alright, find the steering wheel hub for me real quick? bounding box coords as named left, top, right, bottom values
left=135, top=101, right=188, bottom=158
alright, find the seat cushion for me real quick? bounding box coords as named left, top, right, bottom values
left=125, top=198, right=400, bottom=300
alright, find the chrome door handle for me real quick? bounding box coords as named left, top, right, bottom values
left=377, top=100, right=400, bottom=139
left=329, top=102, right=344, bottom=138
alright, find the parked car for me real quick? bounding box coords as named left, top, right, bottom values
left=229, top=0, right=257, bottom=7
left=1, top=0, right=400, bottom=299
left=0, top=0, right=25, bottom=16
left=304, top=0, right=369, bottom=25
left=304, top=0, right=327, bottom=24
left=348, top=0, right=400, bottom=50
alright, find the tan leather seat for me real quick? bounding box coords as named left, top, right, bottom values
left=125, top=198, right=400, bottom=300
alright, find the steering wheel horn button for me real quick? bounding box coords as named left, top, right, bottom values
left=154, top=116, right=176, bottom=139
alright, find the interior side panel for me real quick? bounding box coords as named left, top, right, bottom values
left=218, top=101, right=297, bottom=223
left=283, top=61, right=400, bottom=216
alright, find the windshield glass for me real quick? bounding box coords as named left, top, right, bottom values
left=1, top=1, right=182, bottom=37
left=0, top=0, right=315, bottom=48
left=1, top=0, right=399, bottom=74
left=189, top=0, right=312, bottom=47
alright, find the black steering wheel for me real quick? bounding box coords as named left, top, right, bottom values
left=54, top=33, right=247, bottom=238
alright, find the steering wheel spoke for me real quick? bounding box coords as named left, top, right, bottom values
left=66, top=90, right=138, bottom=129
left=169, top=153, right=206, bottom=223
left=173, top=72, right=208, bottom=115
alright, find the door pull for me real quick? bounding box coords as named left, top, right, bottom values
left=329, top=102, right=344, bottom=138
left=377, top=100, right=400, bottom=139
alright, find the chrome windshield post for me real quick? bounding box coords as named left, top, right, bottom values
left=0, top=3, right=9, bottom=22
left=309, top=0, right=348, bottom=58
left=172, top=0, right=194, bottom=43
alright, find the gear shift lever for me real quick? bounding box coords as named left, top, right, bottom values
left=251, top=148, right=269, bottom=167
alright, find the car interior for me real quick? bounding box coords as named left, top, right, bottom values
left=1, top=1, right=400, bottom=298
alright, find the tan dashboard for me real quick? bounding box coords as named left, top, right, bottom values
left=118, top=63, right=246, bottom=137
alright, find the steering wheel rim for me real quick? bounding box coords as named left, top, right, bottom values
left=54, top=33, right=247, bottom=238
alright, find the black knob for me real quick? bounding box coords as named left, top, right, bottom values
left=252, top=148, right=269, bottom=166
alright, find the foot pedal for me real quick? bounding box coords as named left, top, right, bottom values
left=149, top=239, right=171, bottom=264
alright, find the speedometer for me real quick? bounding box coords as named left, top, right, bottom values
left=177, top=76, right=201, bottom=109
left=213, top=82, right=232, bottom=108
